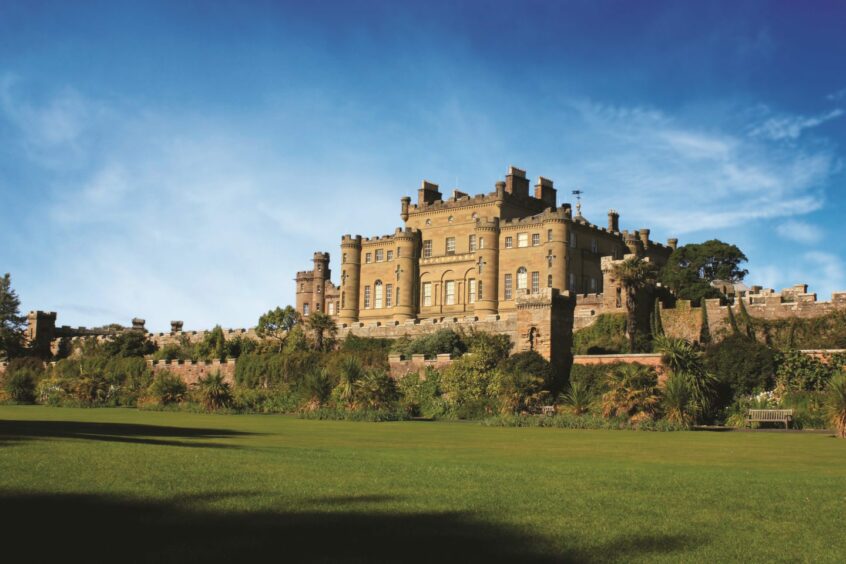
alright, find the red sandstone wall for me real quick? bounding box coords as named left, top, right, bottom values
left=147, top=359, right=236, bottom=385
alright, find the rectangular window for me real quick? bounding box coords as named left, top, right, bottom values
left=590, top=277, right=597, bottom=292
left=591, top=239, right=598, bottom=253
left=547, top=229, right=552, bottom=242
left=469, top=234, right=477, bottom=251
left=422, top=282, right=432, bottom=306
left=328, top=302, right=335, bottom=315
left=387, top=250, right=393, bottom=261
left=477, top=280, right=483, bottom=300
left=532, top=271, right=540, bottom=293
left=395, top=288, right=399, bottom=306
left=375, top=249, right=384, bottom=262
left=365, top=253, right=372, bottom=264
left=343, top=253, right=347, bottom=263
left=504, top=274, right=513, bottom=300
left=303, top=303, right=310, bottom=316
left=364, top=286, right=371, bottom=308
left=505, top=236, right=513, bottom=249
left=479, top=237, right=485, bottom=249
left=446, top=237, right=456, bottom=255
left=570, top=232, right=577, bottom=248
left=518, top=233, right=529, bottom=247
left=547, top=274, right=553, bottom=288
left=445, top=280, right=455, bottom=305
left=386, top=284, right=393, bottom=307
left=397, top=247, right=401, bottom=257
left=532, top=233, right=540, bottom=246
left=423, top=240, right=433, bottom=258
left=468, top=279, right=476, bottom=303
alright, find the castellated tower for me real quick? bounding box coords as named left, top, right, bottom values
left=338, top=235, right=362, bottom=323
left=393, top=228, right=420, bottom=321
left=474, top=217, right=500, bottom=316
left=295, top=252, right=332, bottom=316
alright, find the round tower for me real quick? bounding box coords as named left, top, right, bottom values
left=474, top=217, right=500, bottom=316
left=393, top=228, right=419, bottom=321
left=543, top=211, right=569, bottom=293
left=338, top=235, right=362, bottom=323
left=311, top=252, right=330, bottom=314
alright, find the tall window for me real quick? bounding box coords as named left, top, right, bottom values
left=397, top=247, right=401, bottom=257
left=423, top=282, right=432, bottom=306
left=468, top=279, right=476, bottom=304
left=517, top=233, right=529, bottom=247
left=445, top=281, right=455, bottom=305
left=364, top=286, right=371, bottom=308
left=570, top=232, right=577, bottom=248
left=446, top=237, right=456, bottom=255
left=590, top=277, right=597, bottom=292
left=505, top=236, right=513, bottom=249
left=395, top=288, right=399, bottom=306
left=547, top=229, right=552, bottom=242
left=517, top=267, right=528, bottom=290
left=504, top=274, right=513, bottom=299
left=591, top=239, right=598, bottom=253
left=469, top=234, right=477, bottom=251
left=477, top=281, right=483, bottom=300
left=343, top=253, right=347, bottom=263
left=386, top=284, right=393, bottom=307
left=547, top=274, right=553, bottom=288
left=387, top=250, right=393, bottom=261
left=365, top=253, right=372, bottom=263
left=479, top=237, right=485, bottom=249
left=423, top=240, right=433, bottom=258
left=328, top=302, right=335, bottom=315
left=375, top=249, right=384, bottom=262
left=374, top=281, right=383, bottom=308
left=532, top=271, right=540, bottom=293
left=303, top=303, right=310, bottom=316
left=532, top=233, right=540, bottom=246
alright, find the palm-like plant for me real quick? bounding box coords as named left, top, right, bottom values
left=610, top=257, right=657, bottom=352
left=601, top=363, right=661, bottom=421
left=653, top=335, right=716, bottom=421
left=335, top=356, right=363, bottom=408
left=196, top=371, right=232, bottom=411
left=306, top=312, right=337, bottom=352
left=561, top=380, right=593, bottom=415
left=301, top=369, right=333, bottom=411
left=354, top=370, right=398, bottom=411
left=662, top=372, right=693, bottom=427
left=826, top=372, right=846, bottom=438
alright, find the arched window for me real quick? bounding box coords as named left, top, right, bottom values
left=374, top=280, right=384, bottom=308
left=517, top=267, right=528, bottom=290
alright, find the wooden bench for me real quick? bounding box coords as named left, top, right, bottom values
left=540, top=405, right=556, bottom=417
left=746, top=409, right=794, bottom=429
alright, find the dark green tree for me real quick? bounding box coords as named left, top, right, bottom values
left=256, top=306, right=301, bottom=352
left=611, top=257, right=658, bottom=352
left=0, top=273, right=26, bottom=359
left=306, top=312, right=337, bottom=352
left=659, top=240, right=748, bottom=303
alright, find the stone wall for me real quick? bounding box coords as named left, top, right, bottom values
left=146, top=359, right=236, bottom=385
left=572, top=353, right=666, bottom=380
left=388, top=354, right=454, bottom=378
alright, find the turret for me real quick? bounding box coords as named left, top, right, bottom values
left=639, top=229, right=650, bottom=249
left=338, top=235, right=362, bottom=323
left=543, top=211, right=569, bottom=294
left=311, top=252, right=330, bottom=314
left=608, top=210, right=619, bottom=232
left=400, top=196, right=411, bottom=222
left=667, top=238, right=678, bottom=250
left=474, top=217, right=500, bottom=316
left=393, top=228, right=420, bottom=321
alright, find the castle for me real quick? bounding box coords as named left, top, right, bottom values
left=295, top=166, right=676, bottom=323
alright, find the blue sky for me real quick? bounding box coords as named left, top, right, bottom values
left=1, top=0, right=845, bottom=331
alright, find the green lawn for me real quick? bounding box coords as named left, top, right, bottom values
left=1, top=406, right=844, bottom=563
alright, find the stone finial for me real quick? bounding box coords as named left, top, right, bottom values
left=131, top=318, right=146, bottom=331
left=171, top=320, right=184, bottom=333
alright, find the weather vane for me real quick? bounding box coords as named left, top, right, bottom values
left=572, top=189, right=584, bottom=217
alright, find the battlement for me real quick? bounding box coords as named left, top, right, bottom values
left=498, top=207, right=567, bottom=228
left=360, top=227, right=421, bottom=245
left=341, top=234, right=363, bottom=246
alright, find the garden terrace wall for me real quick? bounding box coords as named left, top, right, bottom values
left=388, top=354, right=454, bottom=378
left=146, top=359, right=236, bottom=386
left=572, top=353, right=666, bottom=380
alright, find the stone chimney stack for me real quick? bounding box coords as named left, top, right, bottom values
left=418, top=180, right=442, bottom=206
left=667, top=238, right=678, bottom=250
left=505, top=166, right=529, bottom=197
left=639, top=228, right=650, bottom=248
left=608, top=210, right=620, bottom=232
left=534, top=176, right=557, bottom=207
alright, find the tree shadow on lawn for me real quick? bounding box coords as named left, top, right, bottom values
left=0, top=419, right=252, bottom=449
left=0, top=490, right=706, bottom=563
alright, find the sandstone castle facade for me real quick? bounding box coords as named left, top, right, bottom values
left=295, top=166, right=676, bottom=323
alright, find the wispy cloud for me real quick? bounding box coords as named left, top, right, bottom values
left=775, top=219, right=824, bottom=245
left=827, top=88, right=846, bottom=102
left=753, top=251, right=845, bottom=300
left=749, top=108, right=844, bottom=140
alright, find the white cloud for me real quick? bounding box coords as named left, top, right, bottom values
left=775, top=220, right=824, bottom=245
left=749, top=108, right=844, bottom=140
left=827, top=88, right=846, bottom=102
left=751, top=252, right=846, bottom=300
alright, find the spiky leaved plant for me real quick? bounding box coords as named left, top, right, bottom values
left=601, top=363, right=661, bottom=422
left=662, top=372, right=693, bottom=428
left=196, top=370, right=232, bottom=411
left=826, top=373, right=846, bottom=438
left=561, top=380, right=593, bottom=415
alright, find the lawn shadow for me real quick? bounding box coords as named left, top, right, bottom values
left=0, top=490, right=707, bottom=563
left=0, top=419, right=251, bottom=449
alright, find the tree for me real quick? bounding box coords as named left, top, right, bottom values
left=659, top=240, right=748, bottom=303
left=601, top=363, right=661, bottom=422
left=654, top=335, right=716, bottom=422
left=611, top=257, right=658, bottom=352
left=306, top=312, right=337, bottom=352
left=103, top=331, right=157, bottom=358
left=256, top=306, right=300, bottom=352
left=0, top=273, right=26, bottom=360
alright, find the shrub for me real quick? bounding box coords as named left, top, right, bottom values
left=601, top=363, right=661, bottom=422
left=560, top=380, right=593, bottom=415
left=482, top=413, right=687, bottom=431
left=654, top=336, right=716, bottom=421
left=775, top=350, right=834, bottom=392
left=391, top=329, right=467, bottom=359
left=662, top=373, right=694, bottom=428
left=299, top=369, right=333, bottom=411
left=354, top=370, right=399, bottom=411
left=232, top=386, right=298, bottom=413
left=147, top=371, right=187, bottom=405
left=572, top=314, right=628, bottom=354
left=298, top=407, right=408, bottom=422
left=396, top=368, right=447, bottom=418
left=5, top=371, right=36, bottom=403
left=568, top=363, right=619, bottom=395
left=330, top=356, right=364, bottom=408
left=492, top=368, right=548, bottom=414
left=103, top=331, right=157, bottom=358
left=826, top=373, right=846, bottom=438
left=195, top=371, right=232, bottom=411
left=704, top=334, right=775, bottom=404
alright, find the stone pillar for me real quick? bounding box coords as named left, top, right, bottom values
left=339, top=235, right=362, bottom=323
left=393, top=228, right=420, bottom=321
left=474, top=217, right=500, bottom=316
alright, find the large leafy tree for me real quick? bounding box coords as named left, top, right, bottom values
left=0, top=273, right=26, bottom=359
left=306, top=311, right=337, bottom=352
left=611, top=257, right=658, bottom=352
left=659, top=240, right=748, bottom=303
left=256, top=306, right=300, bottom=352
